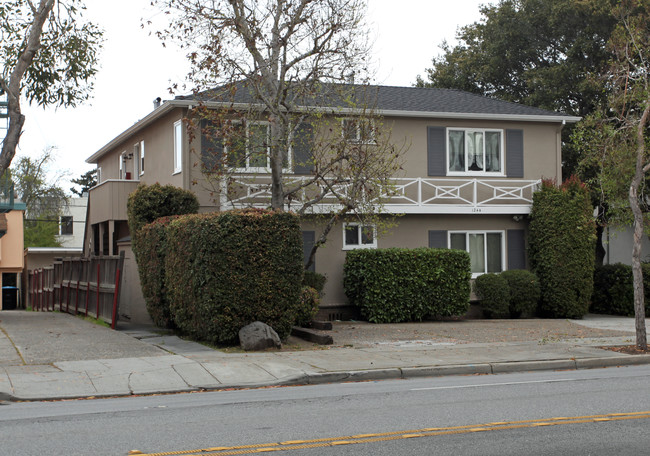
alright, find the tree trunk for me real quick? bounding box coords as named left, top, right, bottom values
left=629, top=102, right=650, bottom=351
left=269, top=115, right=284, bottom=210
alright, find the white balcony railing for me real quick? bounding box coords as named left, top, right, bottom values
left=220, top=176, right=541, bottom=215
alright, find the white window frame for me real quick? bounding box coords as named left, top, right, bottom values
left=59, top=215, right=73, bottom=236
left=140, top=140, right=145, bottom=176
left=448, top=230, right=505, bottom=277
left=446, top=128, right=504, bottom=176
left=118, top=153, right=124, bottom=179
left=173, top=120, right=183, bottom=174
left=342, top=222, right=377, bottom=250
left=342, top=118, right=376, bottom=144
left=225, top=121, right=292, bottom=173
left=97, top=167, right=102, bottom=183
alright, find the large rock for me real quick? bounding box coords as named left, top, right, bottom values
left=239, top=321, right=282, bottom=351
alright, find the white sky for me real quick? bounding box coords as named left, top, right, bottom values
left=15, top=0, right=488, bottom=190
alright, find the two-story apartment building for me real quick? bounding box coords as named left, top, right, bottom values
left=84, top=84, right=579, bottom=323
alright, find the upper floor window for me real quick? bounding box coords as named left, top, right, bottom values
left=60, top=216, right=73, bottom=235
left=343, top=223, right=377, bottom=250
left=135, top=141, right=144, bottom=176
left=449, top=230, right=503, bottom=276
left=173, top=120, right=183, bottom=174
left=447, top=129, right=503, bottom=175
left=342, top=118, right=375, bottom=144
left=225, top=121, right=291, bottom=172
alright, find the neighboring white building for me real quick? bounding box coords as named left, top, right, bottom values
left=57, top=195, right=88, bottom=249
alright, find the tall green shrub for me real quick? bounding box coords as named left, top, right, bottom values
left=127, top=184, right=199, bottom=327
left=529, top=177, right=596, bottom=318
left=344, top=248, right=471, bottom=323
left=165, top=209, right=303, bottom=344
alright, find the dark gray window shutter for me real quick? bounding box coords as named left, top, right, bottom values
left=506, top=129, right=524, bottom=178
left=302, top=230, right=315, bottom=272
left=507, top=229, right=526, bottom=270
left=293, top=123, right=314, bottom=175
left=428, top=230, right=448, bottom=248
left=201, top=119, right=223, bottom=172
left=427, top=126, right=446, bottom=176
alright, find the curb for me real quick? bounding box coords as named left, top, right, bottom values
left=4, top=355, right=650, bottom=402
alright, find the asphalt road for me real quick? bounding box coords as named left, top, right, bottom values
left=2, top=365, right=650, bottom=455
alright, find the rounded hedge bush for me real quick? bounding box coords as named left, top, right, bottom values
left=473, top=273, right=510, bottom=318
left=295, top=286, right=320, bottom=327
left=303, top=271, right=327, bottom=296
left=500, top=269, right=540, bottom=318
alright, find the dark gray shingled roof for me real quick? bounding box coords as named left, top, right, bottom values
left=176, top=82, right=570, bottom=118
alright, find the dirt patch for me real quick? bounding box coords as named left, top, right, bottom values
left=302, top=319, right=634, bottom=348
left=600, top=345, right=650, bottom=355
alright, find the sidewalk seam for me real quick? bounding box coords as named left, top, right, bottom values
left=0, top=325, right=26, bottom=365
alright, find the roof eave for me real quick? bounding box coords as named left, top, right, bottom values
left=86, top=99, right=580, bottom=164
left=85, top=100, right=188, bottom=164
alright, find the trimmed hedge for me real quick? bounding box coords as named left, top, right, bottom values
left=127, top=183, right=199, bottom=328
left=164, top=209, right=304, bottom=344
left=136, top=216, right=179, bottom=328
left=500, top=269, right=540, bottom=318
left=474, top=273, right=510, bottom=318
left=592, top=263, right=650, bottom=317
left=343, top=248, right=471, bottom=323
left=529, top=177, right=596, bottom=318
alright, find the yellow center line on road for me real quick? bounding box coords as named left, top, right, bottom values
left=128, top=411, right=650, bottom=456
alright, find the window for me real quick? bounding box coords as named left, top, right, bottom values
left=224, top=121, right=290, bottom=171
left=343, top=223, right=377, bottom=249
left=97, top=167, right=102, bottom=183
left=342, top=118, right=375, bottom=144
left=134, top=141, right=144, bottom=176
left=140, top=141, right=145, bottom=175
left=449, top=231, right=503, bottom=276
left=173, top=120, right=182, bottom=174
left=60, top=216, right=73, bottom=235
left=118, top=154, right=124, bottom=179
left=447, top=129, right=503, bottom=175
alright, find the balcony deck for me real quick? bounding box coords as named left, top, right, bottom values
left=221, top=176, right=541, bottom=215
left=88, top=179, right=140, bottom=224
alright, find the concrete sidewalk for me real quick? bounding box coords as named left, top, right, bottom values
left=1, top=311, right=649, bottom=401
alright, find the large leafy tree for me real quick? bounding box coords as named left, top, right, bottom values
left=574, top=0, right=650, bottom=350
left=0, top=0, right=103, bottom=174
left=417, top=0, right=618, bottom=180
left=11, top=147, right=68, bottom=247
left=154, top=0, right=404, bottom=268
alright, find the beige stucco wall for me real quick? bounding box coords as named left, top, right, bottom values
left=116, top=241, right=151, bottom=325
left=386, top=116, right=562, bottom=180
left=0, top=210, right=25, bottom=271
left=305, top=214, right=528, bottom=306
left=95, top=108, right=186, bottom=189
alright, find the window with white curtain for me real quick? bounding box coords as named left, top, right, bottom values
left=447, top=129, right=503, bottom=175
left=449, top=231, right=504, bottom=276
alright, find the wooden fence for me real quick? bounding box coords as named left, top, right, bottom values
left=27, top=252, right=126, bottom=329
